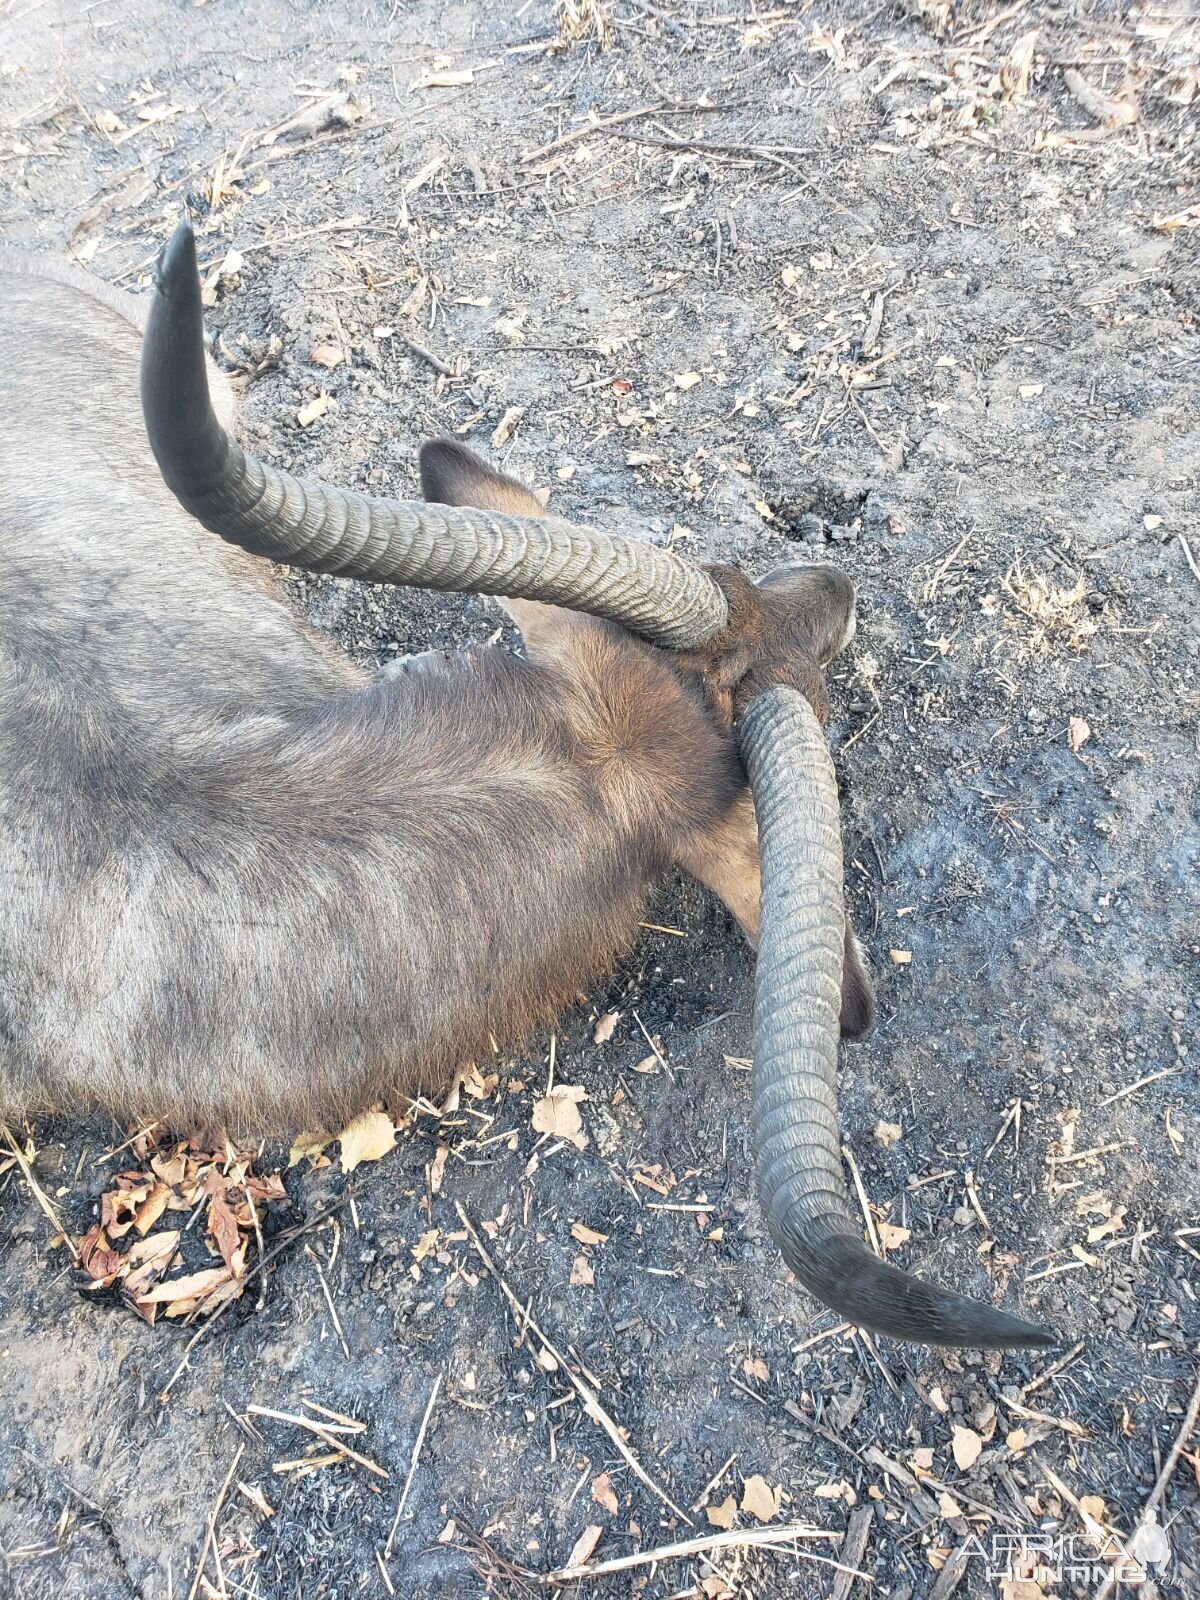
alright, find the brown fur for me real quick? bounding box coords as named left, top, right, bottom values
left=0, top=262, right=871, bottom=1136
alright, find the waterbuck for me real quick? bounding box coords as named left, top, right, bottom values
left=0, top=222, right=1051, bottom=1349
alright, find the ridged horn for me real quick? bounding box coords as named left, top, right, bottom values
left=139, top=220, right=729, bottom=650
left=737, top=685, right=1055, bottom=1349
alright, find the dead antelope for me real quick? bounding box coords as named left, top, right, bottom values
left=0, top=222, right=1051, bottom=1349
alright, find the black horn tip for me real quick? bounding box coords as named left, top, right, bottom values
left=778, top=1227, right=1057, bottom=1350
left=155, top=217, right=198, bottom=299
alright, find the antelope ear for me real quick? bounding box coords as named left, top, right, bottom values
left=419, top=438, right=547, bottom=519
left=840, top=925, right=876, bottom=1040
left=419, top=437, right=607, bottom=662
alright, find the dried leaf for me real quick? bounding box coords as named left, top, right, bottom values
left=429, top=1143, right=449, bottom=1196
left=136, top=1265, right=233, bottom=1306
left=1019, top=383, right=1045, bottom=399
left=309, top=341, right=345, bottom=369
left=462, top=1064, right=498, bottom=1100
left=288, top=1129, right=330, bottom=1169
left=592, top=1009, right=620, bottom=1044
left=571, top=1222, right=608, bottom=1247
left=1069, top=717, right=1091, bottom=754
left=874, top=1120, right=903, bottom=1148
left=208, top=1188, right=244, bottom=1275
left=814, top=1479, right=856, bottom=1504
left=337, top=1110, right=397, bottom=1173
left=570, top=1253, right=594, bottom=1286
left=564, top=1523, right=603, bottom=1571
left=889, top=949, right=912, bottom=965
left=674, top=371, right=702, bottom=391
left=706, top=1495, right=737, bottom=1529
left=740, top=1474, right=780, bottom=1523
left=998, top=30, right=1038, bottom=100
left=742, top=1356, right=769, bottom=1382
left=531, top=1085, right=588, bottom=1150
left=412, top=1228, right=440, bottom=1262
left=591, top=1472, right=618, bottom=1515
left=952, top=1425, right=984, bottom=1471
left=878, top=1221, right=911, bottom=1253
left=1064, top=68, right=1138, bottom=128
left=296, top=392, right=333, bottom=428
left=78, top=1224, right=124, bottom=1286
left=491, top=406, right=524, bottom=448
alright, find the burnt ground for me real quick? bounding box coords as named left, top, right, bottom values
left=1, top=0, right=1199, bottom=1596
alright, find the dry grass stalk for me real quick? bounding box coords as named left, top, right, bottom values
left=537, top=1521, right=853, bottom=1586
left=455, top=1201, right=692, bottom=1524
left=187, top=1443, right=245, bottom=1600
left=247, top=1404, right=389, bottom=1478
left=1001, top=560, right=1100, bottom=654
left=556, top=0, right=614, bottom=49
left=1, top=1120, right=79, bottom=1263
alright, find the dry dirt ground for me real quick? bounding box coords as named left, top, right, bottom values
left=1, top=0, right=1198, bottom=1596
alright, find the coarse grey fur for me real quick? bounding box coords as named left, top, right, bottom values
left=0, top=251, right=870, bottom=1136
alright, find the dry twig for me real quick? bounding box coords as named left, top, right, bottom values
left=1, top=1121, right=79, bottom=1263
left=455, top=1201, right=692, bottom=1524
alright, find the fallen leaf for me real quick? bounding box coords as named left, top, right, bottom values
left=911, top=1447, right=935, bottom=1473
left=878, top=1222, right=911, bottom=1253
left=998, top=29, right=1038, bottom=100
left=814, top=1479, right=856, bottom=1504
left=309, top=341, right=345, bottom=369
left=78, top=1224, right=124, bottom=1286
left=1143, top=513, right=1164, bottom=530
left=952, top=1425, right=984, bottom=1471
left=592, top=1010, right=620, bottom=1044
left=741, top=1475, right=780, bottom=1523
left=429, top=1143, right=449, bottom=1196
left=874, top=1120, right=903, bottom=1148
left=889, top=949, right=913, bottom=965
left=462, top=1064, right=498, bottom=1100
left=288, top=1129, right=330, bottom=1168
left=208, top=1188, right=244, bottom=1275
left=591, top=1473, right=618, bottom=1515
left=1018, top=383, right=1045, bottom=399
left=1087, top=1205, right=1127, bottom=1243
left=337, top=1110, right=397, bottom=1172
left=132, top=1180, right=171, bottom=1235
left=564, top=1524, right=602, bottom=1570
left=412, top=1228, right=440, bottom=1261
left=706, top=1495, right=737, bottom=1529
left=1079, top=1494, right=1107, bottom=1525
left=136, top=1265, right=233, bottom=1306
left=570, top=1253, right=594, bottom=1286
left=437, top=1518, right=457, bottom=1543
left=491, top=406, right=524, bottom=448
left=571, top=1222, right=608, bottom=1247
left=938, top=1489, right=964, bottom=1519
left=1064, top=68, right=1138, bottom=128
left=674, top=371, right=702, bottom=391
left=296, top=392, right=333, bottom=428
left=1007, top=1427, right=1028, bottom=1451
left=531, top=1084, right=588, bottom=1150
left=1069, top=716, right=1091, bottom=754
left=742, top=1356, right=769, bottom=1382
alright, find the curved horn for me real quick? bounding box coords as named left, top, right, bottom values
left=738, top=685, right=1055, bottom=1348
left=139, top=220, right=728, bottom=650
